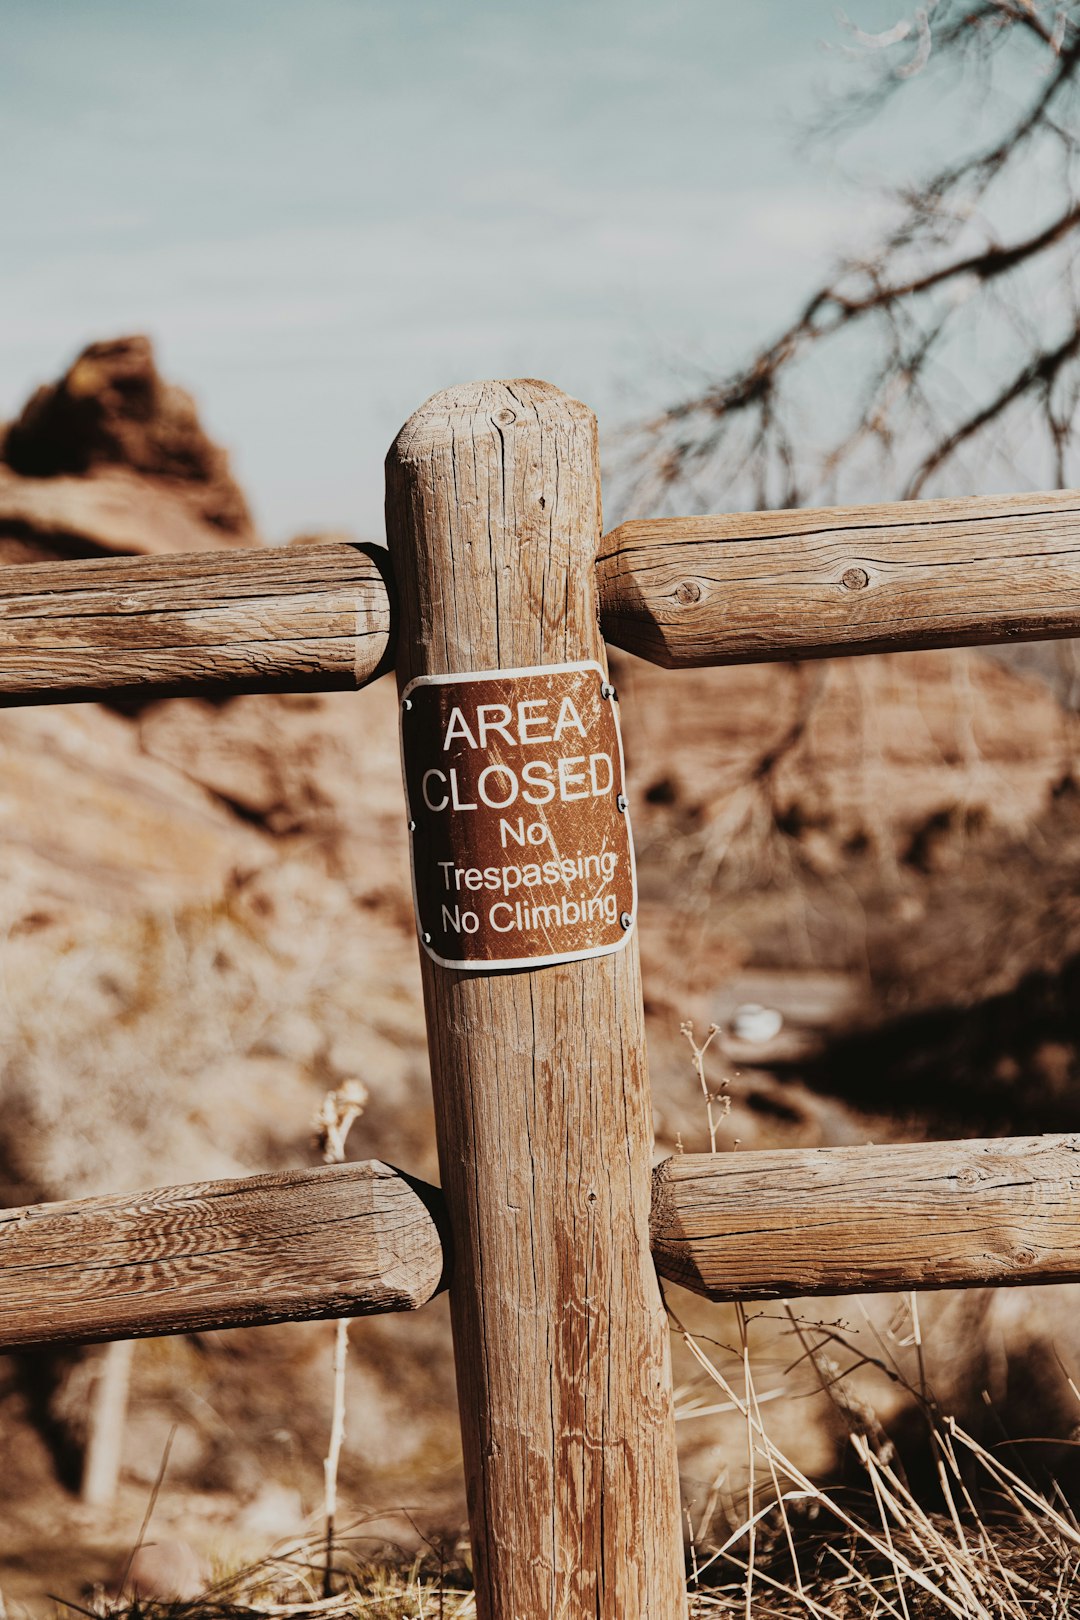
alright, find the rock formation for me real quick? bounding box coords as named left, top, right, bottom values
left=0, top=335, right=257, bottom=563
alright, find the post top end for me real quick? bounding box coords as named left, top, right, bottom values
left=387, top=378, right=595, bottom=463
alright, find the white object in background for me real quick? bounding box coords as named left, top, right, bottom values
left=731, top=1003, right=784, bottom=1044
left=81, top=1337, right=134, bottom=1510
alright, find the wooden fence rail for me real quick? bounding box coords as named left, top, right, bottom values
left=1, top=489, right=1080, bottom=705
left=599, top=488, right=1080, bottom=667
left=651, top=1135, right=1080, bottom=1301
left=0, top=1161, right=445, bottom=1349
left=0, top=542, right=393, bottom=705
left=5, top=1135, right=1079, bottom=1352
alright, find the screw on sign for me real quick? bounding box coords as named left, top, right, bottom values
left=400, top=660, right=636, bottom=969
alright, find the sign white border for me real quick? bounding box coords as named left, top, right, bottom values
left=399, top=659, right=638, bottom=972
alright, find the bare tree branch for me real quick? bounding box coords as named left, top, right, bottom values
left=625, top=2, right=1080, bottom=517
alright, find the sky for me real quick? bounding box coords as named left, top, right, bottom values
left=0, top=1, right=985, bottom=539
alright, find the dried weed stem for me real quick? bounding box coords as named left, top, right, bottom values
left=681, top=1020, right=731, bottom=1153
left=312, top=1079, right=369, bottom=1599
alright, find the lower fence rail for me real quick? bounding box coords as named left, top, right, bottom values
left=651, top=1133, right=1080, bottom=1300
left=0, top=1160, right=445, bottom=1348
left=3, top=1133, right=1078, bottom=1353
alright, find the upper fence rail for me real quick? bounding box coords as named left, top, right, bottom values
left=599, top=488, right=1080, bottom=666
left=0, top=541, right=393, bottom=706
left=0, top=489, right=1078, bottom=705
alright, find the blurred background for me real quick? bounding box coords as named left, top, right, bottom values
left=2, top=0, right=1080, bottom=1608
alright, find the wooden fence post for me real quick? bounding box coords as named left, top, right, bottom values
left=386, top=381, right=686, bottom=1618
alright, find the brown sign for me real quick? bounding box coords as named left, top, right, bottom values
left=400, top=661, right=636, bottom=970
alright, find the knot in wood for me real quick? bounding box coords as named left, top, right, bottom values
left=674, top=579, right=702, bottom=606
left=492, top=408, right=517, bottom=427
left=841, top=567, right=869, bottom=591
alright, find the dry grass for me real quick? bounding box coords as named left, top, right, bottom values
left=673, top=1299, right=1080, bottom=1618
left=669, top=1028, right=1080, bottom=1618
left=61, top=1019, right=1080, bottom=1620
left=72, top=1306, right=1080, bottom=1620
left=71, top=1522, right=476, bottom=1620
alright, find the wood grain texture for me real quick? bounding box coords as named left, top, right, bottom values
left=386, top=381, right=686, bottom=1620
left=0, top=1161, right=445, bottom=1350
left=652, top=1136, right=1080, bottom=1301
left=598, top=489, right=1080, bottom=667
left=0, top=541, right=393, bottom=704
